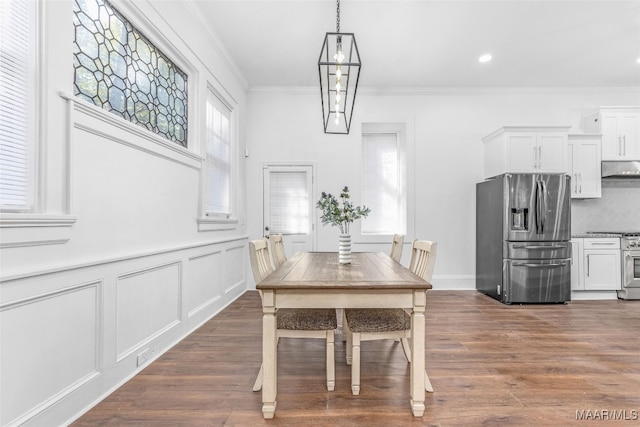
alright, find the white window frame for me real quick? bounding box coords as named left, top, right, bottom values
left=356, top=120, right=414, bottom=244
left=1, top=0, right=37, bottom=213
left=361, top=131, right=405, bottom=235
left=0, top=0, right=77, bottom=249
left=197, top=84, right=238, bottom=232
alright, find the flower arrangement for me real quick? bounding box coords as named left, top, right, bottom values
left=316, top=186, right=371, bottom=235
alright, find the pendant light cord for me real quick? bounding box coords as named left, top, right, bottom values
left=336, top=0, right=340, bottom=32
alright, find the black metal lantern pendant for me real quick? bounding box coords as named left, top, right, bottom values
left=318, top=0, right=361, bottom=134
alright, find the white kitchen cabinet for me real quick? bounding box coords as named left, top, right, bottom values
left=582, top=238, right=622, bottom=291
left=482, top=126, right=570, bottom=178
left=583, top=107, right=640, bottom=160
left=567, top=134, right=601, bottom=199
left=571, top=239, right=584, bottom=290
left=572, top=237, right=622, bottom=291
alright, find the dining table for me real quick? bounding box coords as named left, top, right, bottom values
left=256, top=251, right=433, bottom=419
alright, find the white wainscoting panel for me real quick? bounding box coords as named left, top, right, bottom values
left=186, top=251, right=223, bottom=317
left=0, top=282, right=100, bottom=427
left=224, top=244, right=245, bottom=294
left=116, top=262, right=181, bottom=361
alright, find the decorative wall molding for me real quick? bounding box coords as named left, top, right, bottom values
left=116, top=262, right=182, bottom=361
left=60, top=93, right=202, bottom=171
left=0, top=214, right=77, bottom=248
left=197, top=216, right=240, bottom=231
left=1, top=280, right=102, bottom=427
left=248, top=85, right=640, bottom=96
left=0, top=236, right=248, bottom=282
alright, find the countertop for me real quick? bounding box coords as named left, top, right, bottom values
left=572, top=233, right=622, bottom=238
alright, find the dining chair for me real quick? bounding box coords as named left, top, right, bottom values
left=268, top=233, right=287, bottom=268
left=248, top=239, right=337, bottom=392
left=389, top=234, right=404, bottom=262
left=343, top=239, right=437, bottom=395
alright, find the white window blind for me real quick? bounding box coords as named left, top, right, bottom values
left=0, top=0, right=35, bottom=211
left=269, top=171, right=309, bottom=234
left=204, top=89, right=232, bottom=215
left=362, top=133, right=402, bottom=235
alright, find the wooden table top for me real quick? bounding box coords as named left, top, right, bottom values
left=257, top=252, right=432, bottom=291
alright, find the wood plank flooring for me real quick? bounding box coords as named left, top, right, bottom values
left=72, top=290, right=640, bottom=426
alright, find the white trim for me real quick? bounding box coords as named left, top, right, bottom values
left=248, top=85, right=640, bottom=95
left=61, top=93, right=202, bottom=170
left=197, top=216, right=240, bottom=231
left=0, top=236, right=248, bottom=283
left=0, top=214, right=76, bottom=248
left=429, top=275, right=476, bottom=290
left=571, top=291, right=619, bottom=300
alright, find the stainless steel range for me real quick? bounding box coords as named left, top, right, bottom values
left=619, top=232, right=640, bottom=300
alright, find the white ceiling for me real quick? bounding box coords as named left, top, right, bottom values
left=192, top=0, right=640, bottom=90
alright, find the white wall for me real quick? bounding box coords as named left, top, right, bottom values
left=0, top=1, right=248, bottom=426
left=245, top=87, right=640, bottom=289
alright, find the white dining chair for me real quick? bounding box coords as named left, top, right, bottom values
left=249, top=239, right=337, bottom=392
left=344, top=239, right=437, bottom=395
left=268, top=233, right=287, bottom=269
left=389, top=234, right=404, bottom=262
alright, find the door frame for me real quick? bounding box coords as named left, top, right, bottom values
left=262, top=162, right=317, bottom=252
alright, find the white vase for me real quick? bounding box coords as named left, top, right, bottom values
left=338, top=234, right=352, bottom=264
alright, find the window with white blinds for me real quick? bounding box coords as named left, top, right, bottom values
left=361, top=132, right=405, bottom=235
left=268, top=170, right=309, bottom=234
left=0, top=0, right=36, bottom=212
left=204, top=89, right=232, bottom=216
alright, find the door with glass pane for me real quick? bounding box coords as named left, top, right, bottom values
left=263, top=165, right=314, bottom=256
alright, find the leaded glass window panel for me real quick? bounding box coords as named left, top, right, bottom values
left=73, top=0, right=188, bottom=146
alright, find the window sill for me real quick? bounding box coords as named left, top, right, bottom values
left=197, top=216, right=240, bottom=232
left=0, top=214, right=77, bottom=248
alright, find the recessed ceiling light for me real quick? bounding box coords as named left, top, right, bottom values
left=637, top=57, right=640, bottom=64
left=479, top=54, right=492, bottom=63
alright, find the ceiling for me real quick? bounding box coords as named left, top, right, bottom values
left=192, top=0, right=640, bottom=90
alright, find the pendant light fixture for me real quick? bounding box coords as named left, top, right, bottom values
left=318, top=0, right=361, bottom=134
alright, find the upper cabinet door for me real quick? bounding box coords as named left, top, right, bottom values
left=617, top=114, right=640, bottom=159
left=506, top=132, right=538, bottom=173
left=482, top=126, right=570, bottom=178
left=537, top=132, right=568, bottom=173
left=586, top=108, right=640, bottom=161
left=568, top=135, right=602, bottom=199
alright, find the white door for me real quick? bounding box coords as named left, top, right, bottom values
left=263, top=165, right=314, bottom=256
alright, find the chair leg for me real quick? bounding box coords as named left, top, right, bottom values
left=400, top=337, right=412, bottom=362
left=425, top=370, right=434, bottom=392
left=252, top=363, right=263, bottom=392
left=351, top=332, right=361, bottom=395
left=326, top=330, right=335, bottom=391
left=345, top=315, right=353, bottom=365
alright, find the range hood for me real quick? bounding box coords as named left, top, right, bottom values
left=601, top=161, right=640, bottom=178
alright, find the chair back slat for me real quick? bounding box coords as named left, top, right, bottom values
left=409, top=240, right=437, bottom=282
left=389, top=234, right=404, bottom=262
left=249, top=239, right=274, bottom=284
left=269, top=234, right=287, bottom=268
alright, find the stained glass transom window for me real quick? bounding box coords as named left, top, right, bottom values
left=73, top=0, right=188, bottom=146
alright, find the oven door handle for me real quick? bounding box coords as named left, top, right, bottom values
left=512, top=245, right=566, bottom=250
left=513, top=262, right=569, bottom=268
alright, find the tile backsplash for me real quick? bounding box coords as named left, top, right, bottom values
left=571, top=180, right=640, bottom=233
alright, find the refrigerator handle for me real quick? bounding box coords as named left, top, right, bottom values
left=534, top=180, right=541, bottom=234
left=540, top=179, right=547, bottom=233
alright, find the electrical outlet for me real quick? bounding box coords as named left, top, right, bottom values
left=137, top=349, right=149, bottom=367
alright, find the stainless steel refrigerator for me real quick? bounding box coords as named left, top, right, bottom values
left=476, top=174, right=571, bottom=304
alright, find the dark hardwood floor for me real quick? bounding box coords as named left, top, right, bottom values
left=72, top=290, right=640, bottom=426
